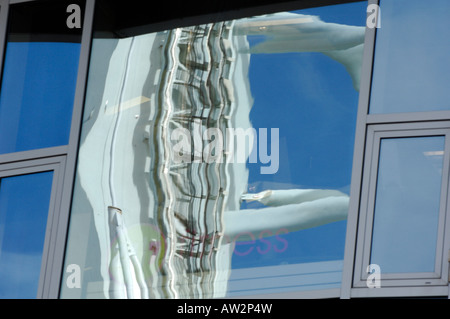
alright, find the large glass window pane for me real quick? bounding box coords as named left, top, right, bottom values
left=62, top=1, right=365, bottom=298
left=369, top=0, right=450, bottom=114
left=0, top=1, right=83, bottom=154
left=0, top=171, right=54, bottom=298
left=370, top=136, right=444, bottom=273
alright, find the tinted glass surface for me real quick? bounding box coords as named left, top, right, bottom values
left=0, top=171, right=54, bottom=298
left=369, top=0, right=450, bottom=114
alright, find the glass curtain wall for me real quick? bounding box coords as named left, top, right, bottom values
left=0, top=171, right=54, bottom=298
left=370, top=136, right=444, bottom=274
left=61, top=1, right=366, bottom=298
left=0, top=0, right=83, bottom=298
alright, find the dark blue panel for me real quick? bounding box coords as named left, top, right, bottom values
left=370, top=137, right=444, bottom=273
left=0, top=171, right=54, bottom=299
left=0, top=42, right=80, bottom=154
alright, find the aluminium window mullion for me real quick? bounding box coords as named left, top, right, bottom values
left=367, top=111, right=450, bottom=125
left=340, top=0, right=379, bottom=299
left=0, top=156, right=66, bottom=299
left=351, top=125, right=378, bottom=288
left=49, top=0, right=96, bottom=299
left=38, top=156, right=67, bottom=298
left=432, top=130, right=450, bottom=282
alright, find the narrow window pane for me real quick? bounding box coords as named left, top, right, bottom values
left=369, top=0, right=450, bottom=114
left=0, top=1, right=83, bottom=154
left=0, top=171, right=54, bottom=298
left=370, top=136, right=444, bottom=273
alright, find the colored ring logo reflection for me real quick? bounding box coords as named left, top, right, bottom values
left=108, top=223, right=166, bottom=287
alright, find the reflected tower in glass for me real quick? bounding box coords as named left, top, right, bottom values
left=61, top=2, right=365, bottom=299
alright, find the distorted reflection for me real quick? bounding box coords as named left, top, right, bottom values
left=62, top=3, right=365, bottom=298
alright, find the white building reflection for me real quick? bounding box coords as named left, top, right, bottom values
left=62, top=12, right=364, bottom=299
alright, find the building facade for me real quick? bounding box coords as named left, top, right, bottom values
left=0, top=0, right=449, bottom=299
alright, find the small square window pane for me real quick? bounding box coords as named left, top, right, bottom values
left=370, top=136, right=444, bottom=273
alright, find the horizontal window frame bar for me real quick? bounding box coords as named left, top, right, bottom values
left=367, top=111, right=450, bottom=125
left=350, top=285, right=449, bottom=298
left=0, top=146, right=69, bottom=165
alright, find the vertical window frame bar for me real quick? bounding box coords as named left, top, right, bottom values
left=340, top=0, right=379, bottom=299
left=49, top=0, right=96, bottom=299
